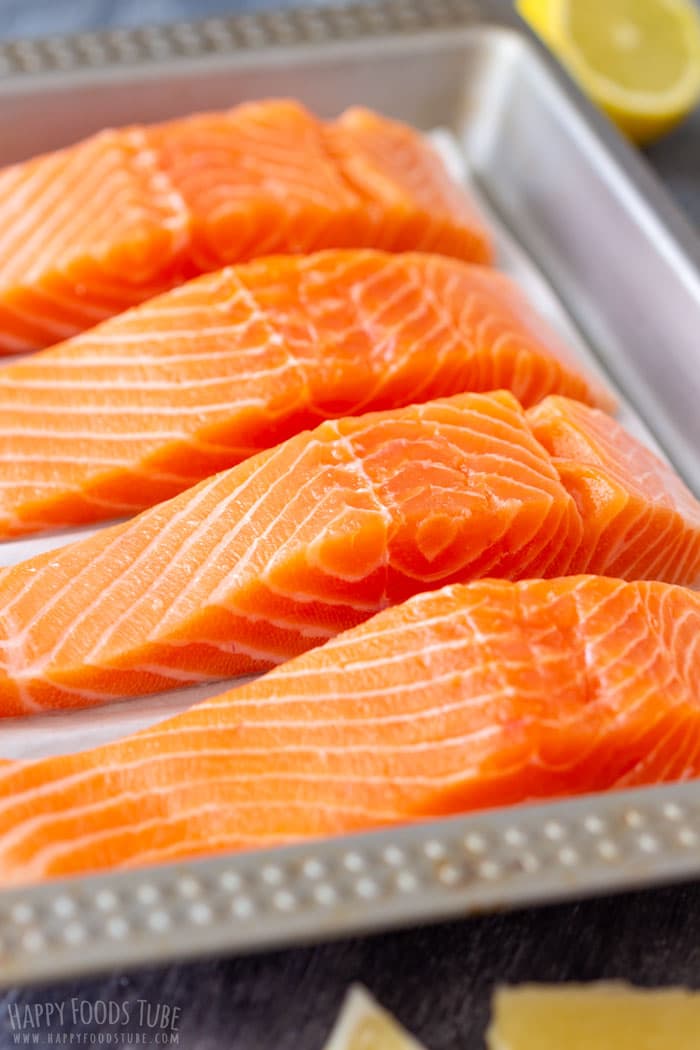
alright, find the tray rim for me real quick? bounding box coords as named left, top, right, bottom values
left=0, top=0, right=699, bottom=986
left=3, top=780, right=700, bottom=987
left=0, top=0, right=488, bottom=78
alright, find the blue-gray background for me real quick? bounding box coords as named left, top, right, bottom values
left=0, top=0, right=315, bottom=34
left=0, top=2, right=699, bottom=1049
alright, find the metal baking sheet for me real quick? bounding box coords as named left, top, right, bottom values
left=0, top=0, right=699, bottom=984
left=0, top=129, right=663, bottom=763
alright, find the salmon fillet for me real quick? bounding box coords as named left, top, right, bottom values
left=0, top=100, right=492, bottom=354
left=0, top=250, right=611, bottom=539
left=0, top=574, right=697, bottom=885
left=0, top=391, right=697, bottom=718
left=528, top=397, right=700, bottom=581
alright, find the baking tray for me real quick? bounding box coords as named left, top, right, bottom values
left=0, top=0, right=699, bottom=985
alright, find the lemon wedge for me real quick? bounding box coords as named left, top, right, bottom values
left=487, top=983, right=700, bottom=1049
left=517, top=0, right=700, bottom=144
left=322, top=986, right=429, bottom=1050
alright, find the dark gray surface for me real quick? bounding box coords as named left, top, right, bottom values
left=0, top=2, right=699, bottom=1047
left=646, top=107, right=700, bottom=229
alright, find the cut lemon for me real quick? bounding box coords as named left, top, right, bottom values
left=322, top=987, right=429, bottom=1050
left=487, top=983, right=700, bottom=1049
left=517, top=0, right=700, bottom=144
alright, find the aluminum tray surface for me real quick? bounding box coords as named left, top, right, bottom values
left=0, top=0, right=699, bottom=985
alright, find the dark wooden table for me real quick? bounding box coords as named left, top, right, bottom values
left=0, top=3, right=699, bottom=1048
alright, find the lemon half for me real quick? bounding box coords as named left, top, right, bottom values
left=518, top=0, right=700, bottom=144
left=487, top=982, right=700, bottom=1049
left=322, top=987, right=428, bottom=1050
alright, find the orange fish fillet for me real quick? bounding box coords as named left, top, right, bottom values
left=0, top=100, right=492, bottom=355
left=528, top=396, right=700, bottom=581
left=0, top=574, right=697, bottom=885
left=0, top=249, right=611, bottom=539
left=0, top=391, right=697, bottom=719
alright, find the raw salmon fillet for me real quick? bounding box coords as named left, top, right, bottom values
left=528, top=397, right=700, bottom=582
left=0, top=391, right=581, bottom=714
left=0, top=391, right=697, bottom=718
left=0, top=574, right=697, bottom=884
left=0, top=250, right=612, bottom=539
left=0, top=100, right=492, bottom=354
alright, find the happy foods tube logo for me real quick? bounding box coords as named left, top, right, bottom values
left=4, top=999, right=181, bottom=1045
